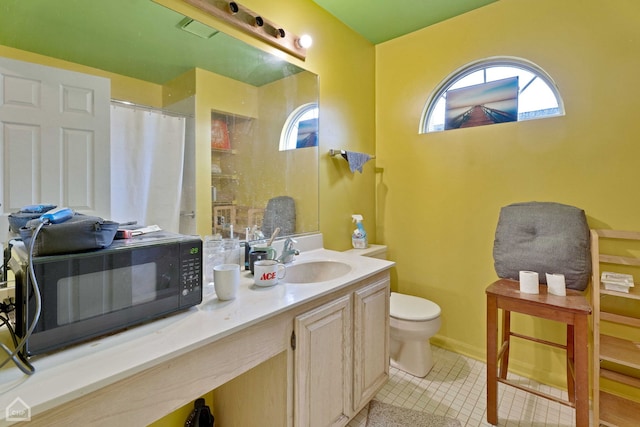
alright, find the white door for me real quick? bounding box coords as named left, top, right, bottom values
left=165, top=95, right=196, bottom=235
left=0, top=57, right=110, bottom=239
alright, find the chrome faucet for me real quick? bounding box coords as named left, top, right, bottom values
left=277, top=238, right=299, bottom=264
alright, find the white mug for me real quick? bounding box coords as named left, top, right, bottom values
left=214, top=264, right=240, bottom=300
left=254, top=260, right=286, bottom=287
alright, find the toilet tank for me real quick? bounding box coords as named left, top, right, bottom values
left=344, top=244, right=387, bottom=260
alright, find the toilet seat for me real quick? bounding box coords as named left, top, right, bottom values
left=390, top=292, right=441, bottom=321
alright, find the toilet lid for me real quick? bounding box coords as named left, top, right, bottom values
left=390, top=292, right=441, bottom=321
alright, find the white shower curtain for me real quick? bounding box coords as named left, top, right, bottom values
left=110, top=104, right=186, bottom=233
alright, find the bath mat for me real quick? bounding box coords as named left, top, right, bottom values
left=365, top=400, right=461, bottom=427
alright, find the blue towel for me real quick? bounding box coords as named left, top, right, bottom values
left=345, top=151, right=371, bottom=173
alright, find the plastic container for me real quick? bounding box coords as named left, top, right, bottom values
left=203, top=237, right=241, bottom=285
left=601, top=271, right=634, bottom=293
left=351, top=214, right=368, bottom=249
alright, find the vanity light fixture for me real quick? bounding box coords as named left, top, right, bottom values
left=183, top=0, right=309, bottom=60
left=227, top=1, right=239, bottom=14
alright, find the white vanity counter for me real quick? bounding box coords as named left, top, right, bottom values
left=0, top=234, right=393, bottom=425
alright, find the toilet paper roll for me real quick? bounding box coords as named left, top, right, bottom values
left=546, top=273, right=567, bottom=296
left=519, top=271, right=539, bottom=294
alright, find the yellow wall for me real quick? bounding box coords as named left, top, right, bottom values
left=10, top=0, right=640, bottom=414
left=148, top=392, right=214, bottom=427
left=376, top=0, right=640, bottom=388
left=193, top=68, right=259, bottom=235
left=253, top=72, right=319, bottom=234
left=155, top=0, right=377, bottom=247
left=151, top=0, right=375, bottom=422
left=4, top=0, right=377, bottom=247
left=0, top=45, right=163, bottom=106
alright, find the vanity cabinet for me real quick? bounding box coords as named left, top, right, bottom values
left=23, top=266, right=391, bottom=426
left=591, top=229, right=640, bottom=426
left=293, top=276, right=390, bottom=427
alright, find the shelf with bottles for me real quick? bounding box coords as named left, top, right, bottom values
left=211, top=204, right=263, bottom=238
left=211, top=148, right=237, bottom=155
left=211, top=154, right=236, bottom=174
left=210, top=174, right=238, bottom=181
left=600, top=280, right=640, bottom=301
left=210, top=110, right=254, bottom=152
left=210, top=110, right=254, bottom=236
left=211, top=184, right=236, bottom=204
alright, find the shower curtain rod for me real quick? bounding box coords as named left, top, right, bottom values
left=111, top=99, right=193, bottom=119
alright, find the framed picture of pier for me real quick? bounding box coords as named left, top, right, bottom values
left=445, top=77, right=518, bottom=130
left=296, top=117, right=318, bottom=148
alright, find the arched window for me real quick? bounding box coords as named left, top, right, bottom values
left=279, top=103, right=318, bottom=151
left=420, top=57, right=564, bottom=133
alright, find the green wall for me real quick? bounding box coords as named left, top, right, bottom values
left=376, top=0, right=640, bottom=390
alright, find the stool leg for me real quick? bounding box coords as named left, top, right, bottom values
left=574, top=315, right=589, bottom=427
left=499, top=310, right=511, bottom=380
left=486, top=294, right=498, bottom=425
left=566, top=324, right=575, bottom=404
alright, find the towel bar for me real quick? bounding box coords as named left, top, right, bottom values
left=328, top=149, right=376, bottom=159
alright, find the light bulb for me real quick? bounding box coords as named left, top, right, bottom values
left=296, top=34, right=313, bottom=49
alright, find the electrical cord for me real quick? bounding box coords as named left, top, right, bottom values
left=0, top=313, right=33, bottom=372
left=0, top=221, right=45, bottom=375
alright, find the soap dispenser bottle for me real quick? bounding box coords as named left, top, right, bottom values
left=351, top=214, right=368, bottom=249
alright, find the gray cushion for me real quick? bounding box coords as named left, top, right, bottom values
left=493, top=201, right=591, bottom=291
left=262, top=196, right=296, bottom=238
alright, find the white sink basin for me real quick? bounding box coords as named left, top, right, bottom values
left=284, top=261, right=352, bottom=284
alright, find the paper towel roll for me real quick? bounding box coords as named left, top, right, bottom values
left=546, top=273, right=567, bottom=296
left=519, top=271, right=539, bottom=294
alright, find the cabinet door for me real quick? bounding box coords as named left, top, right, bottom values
left=294, top=294, right=352, bottom=427
left=353, top=278, right=390, bottom=412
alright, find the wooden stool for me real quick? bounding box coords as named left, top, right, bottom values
left=485, top=279, right=591, bottom=426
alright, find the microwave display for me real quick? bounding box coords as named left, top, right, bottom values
left=13, top=232, right=202, bottom=356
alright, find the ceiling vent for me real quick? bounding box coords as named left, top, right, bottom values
left=179, top=17, right=219, bottom=39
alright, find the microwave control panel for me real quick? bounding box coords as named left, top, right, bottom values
left=179, top=238, right=203, bottom=307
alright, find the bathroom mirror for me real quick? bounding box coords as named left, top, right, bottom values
left=0, top=0, right=319, bottom=240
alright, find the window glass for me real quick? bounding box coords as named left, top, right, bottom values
left=279, top=103, right=318, bottom=151
left=421, top=58, right=564, bottom=133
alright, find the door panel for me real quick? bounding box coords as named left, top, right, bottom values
left=353, top=279, right=390, bottom=411
left=0, top=56, right=110, bottom=236
left=294, top=295, right=352, bottom=427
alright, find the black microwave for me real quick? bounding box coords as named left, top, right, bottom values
left=9, top=232, right=202, bottom=356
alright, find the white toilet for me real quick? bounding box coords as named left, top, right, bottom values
left=389, top=292, right=441, bottom=377
left=346, top=244, right=442, bottom=377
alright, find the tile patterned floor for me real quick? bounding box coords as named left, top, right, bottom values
left=348, top=346, right=577, bottom=427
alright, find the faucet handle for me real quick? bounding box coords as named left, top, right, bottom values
left=278, top=238, right=299, bottom=263
left=283, top=237, right=297, bottom=250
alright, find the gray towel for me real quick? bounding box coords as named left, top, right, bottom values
left=345, top=151, right=371, bottom=173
